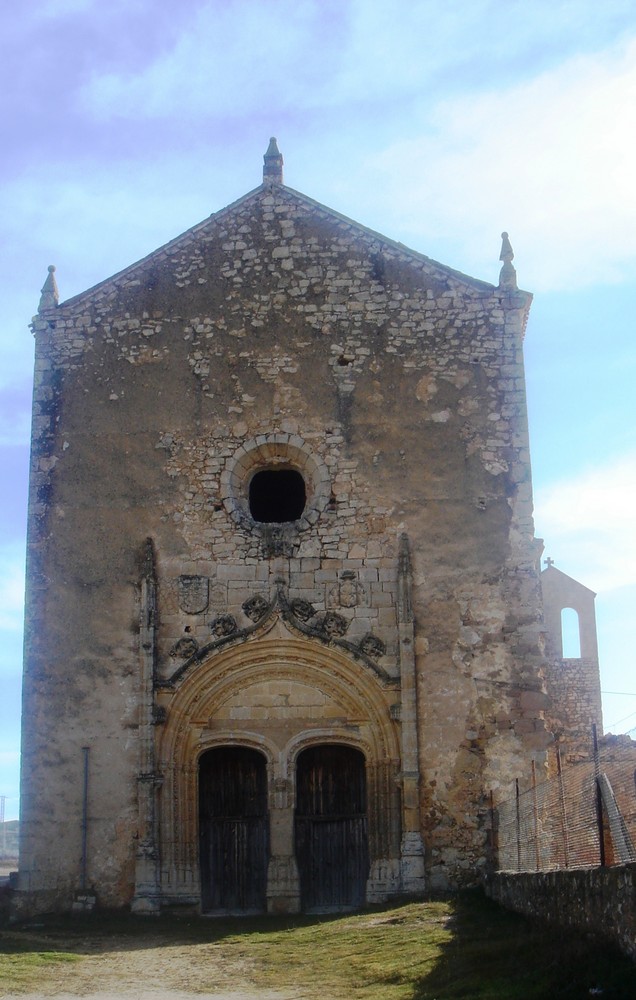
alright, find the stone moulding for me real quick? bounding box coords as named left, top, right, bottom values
left=155, top=632, right=405, bottom=912
left=220, top=434, right=332, bottom=533
left=159, top=579, right=396, bottom=688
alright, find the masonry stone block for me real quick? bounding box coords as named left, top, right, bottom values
left=16, top=142, right=599, bottom=920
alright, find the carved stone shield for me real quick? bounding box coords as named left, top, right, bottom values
left=328, top=570, right=366, bottom=609
left=178, top=575, right=209, bottom=614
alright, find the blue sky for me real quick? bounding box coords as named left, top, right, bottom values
left=1, top=0, right=635, bottom=820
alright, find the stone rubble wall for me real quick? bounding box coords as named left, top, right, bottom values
left=19, top=182, right=550, bottom=909
left=485, top=865, right=636, bottom=962
left=545, top=658, right=603, bottom=758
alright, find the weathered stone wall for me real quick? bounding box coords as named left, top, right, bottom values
left=541, top=566, right=602, bottom=758
left=600, top=735, right=636, bottom=858
left=545, top=658, right=602, bottom=758
left=19, top=176, right=549, bottom=913
left=485, top=865, right=636, bottom=962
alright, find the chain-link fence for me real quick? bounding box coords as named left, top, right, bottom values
left=494, top=731, right=636, bottom=872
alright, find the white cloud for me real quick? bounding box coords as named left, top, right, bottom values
left=36, top=0, right=94, bottom=14
left=12, top=4, right=635, bottom=300
left=0, top=162, right=219, bottom=308
left=80, top=0, right=331, bottom=120
left=534, top=451, right=636, bottom=593
left=364, top=35, right=636, bottom=292
left=76, top=0, right=636, bottom=124
left=0, top=545, right=26, bottom=632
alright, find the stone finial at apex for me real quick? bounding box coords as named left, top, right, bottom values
left=38, top=264, right=59, bottom=313
left=498, top=231, right=517, bottom=290
left=263, top=136, right=284, bottom=185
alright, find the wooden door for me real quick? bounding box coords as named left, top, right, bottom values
left=295, top=744, right=369, bottom=912
left=199, top=746, right=269, bottom=913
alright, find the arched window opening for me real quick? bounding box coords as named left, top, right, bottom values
left=249, top=468, right=306, bottom=523
left=561, top=607, right=581, bottom=658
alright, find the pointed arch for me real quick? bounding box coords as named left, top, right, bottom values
left=155, top=631, right=401, bottom=909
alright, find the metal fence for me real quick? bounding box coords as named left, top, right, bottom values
left=494, top=730, right=636, bottom=872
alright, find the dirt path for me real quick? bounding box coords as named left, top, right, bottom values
left=0, top=928, right=306, bottom=1000
left=4, top=995, right=295, bottom=1000
left=4, top=994, right=296, bottom=1000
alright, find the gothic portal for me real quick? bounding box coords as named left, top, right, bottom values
left=18, top=140, right=584, bottom=916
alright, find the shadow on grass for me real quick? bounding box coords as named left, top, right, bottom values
left=0, top=905, right=347, bottom=957
left=1, top=891, right=634, bottom=1000
left=412, top=890, right=635, bottom=1000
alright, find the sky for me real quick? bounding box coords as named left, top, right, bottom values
left=1, top=0, right=635, bottom=821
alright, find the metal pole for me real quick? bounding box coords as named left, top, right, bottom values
left=488, top=789, right=498, bottom=872
left=81, top=747, right=90, bottom=890
left=515, top=778, right=521, bottom=872
left=531, top=759, right=541, bottom=871
left=556, top=746, right=570, bottom=868
left=592, top=724, right=606, bottom=867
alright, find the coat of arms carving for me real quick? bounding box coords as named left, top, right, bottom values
left=178, top=575, right=209, bottom=615
left=328, top=570, right=366, bottom=608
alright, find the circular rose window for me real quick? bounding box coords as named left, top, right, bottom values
left=220, top=434, right=330, bottom=531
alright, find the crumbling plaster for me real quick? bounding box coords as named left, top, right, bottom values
left=18, top=167, right=551, bottom=914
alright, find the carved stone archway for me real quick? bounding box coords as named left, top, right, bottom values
left=155, top=625, right=405, bottom=912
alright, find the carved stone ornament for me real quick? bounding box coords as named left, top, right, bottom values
left=152, top=705, right=167, bottom=725
left=289, top=598, right=316, bottom=622
left=242, top=594, right=269, bottom=623
left=260, top=524, right=295, bottom=558
left=319, top=611, right=349, bottom=637
left=136, top=837, right=158, bottom=860
left=210, top=614, right=238, bottom=638
left=329, top=570, right=366, bottom=609
left=178, top=575, right=209, bottom=614
left=359, top=633, right=386, bottom=659
left=169, top=636, right=199, bottom=659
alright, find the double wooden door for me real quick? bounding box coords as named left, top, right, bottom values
left=199, top=743, right=369, bottom=913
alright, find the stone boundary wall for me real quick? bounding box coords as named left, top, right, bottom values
left=484, top=865, right=636, bottom=962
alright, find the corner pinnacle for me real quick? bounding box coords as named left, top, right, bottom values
left=498, top=232, right=517, bottom=290
left=38, top=264, right=59, bottom=313
left=263, top=137, right=284, bottom=185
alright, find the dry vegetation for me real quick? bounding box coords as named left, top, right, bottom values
left=0, top=891, right=634, bottom=999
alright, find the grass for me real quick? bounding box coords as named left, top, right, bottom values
left=0, top=891, right=634, bottom=998
left=0, top=947, right=81, bottom=991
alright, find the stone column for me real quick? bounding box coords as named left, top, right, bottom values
left=131, top=539, right=162, bottom=914
left=266, top=777, right=300, bottom=914
left=397, top=534, right=426, bottom=894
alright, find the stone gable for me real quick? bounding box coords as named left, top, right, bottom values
left=18, top=143, right=558, bottom=917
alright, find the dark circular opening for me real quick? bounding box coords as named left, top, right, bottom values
left=249, top=468, right=306, bottom=523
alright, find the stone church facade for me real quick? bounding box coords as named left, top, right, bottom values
left=17, top=140, right=597, bottom=916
